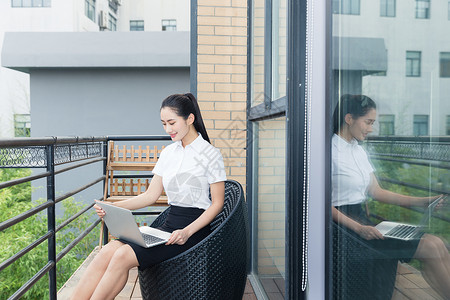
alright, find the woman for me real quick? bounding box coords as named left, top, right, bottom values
left=71, top=93, right=226, bottom=300
left=332, top=94, right=450, bottom=299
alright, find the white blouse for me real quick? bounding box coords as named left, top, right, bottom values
left=152, top=133, right=227, bottom=210
left=331, top=134, right=374, bottom=207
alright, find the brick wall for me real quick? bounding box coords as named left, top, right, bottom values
left=196, top=0, right=248, bottom=186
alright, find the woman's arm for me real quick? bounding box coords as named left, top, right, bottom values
left=332, top=206, right=383, bottom=240
left=94, top=175, right=164, bottom=217
left=166, top=181, right=225, bottom=245
left=367, top=173, right=439, bottom=207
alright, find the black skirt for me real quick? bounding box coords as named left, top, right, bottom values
left=335, top=203, right=423, bottom=263
left=121, top=205, right=211, bottom=269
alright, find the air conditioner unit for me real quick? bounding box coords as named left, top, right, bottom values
left=99, top=10, right=108, bottom=29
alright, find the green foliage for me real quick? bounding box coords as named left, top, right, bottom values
left=0, top=168, right=99, bottom=299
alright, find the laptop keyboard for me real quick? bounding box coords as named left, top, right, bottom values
left=385, top=224, right=417, bottom=239
left=142, top=233, right=166, bottom=245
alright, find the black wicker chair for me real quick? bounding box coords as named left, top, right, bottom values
left=138, top=180, right=248, bottom=300
left=332, top=222, right=398, bottom=300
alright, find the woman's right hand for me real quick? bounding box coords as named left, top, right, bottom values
left=356, top=224, right=384, bottom=240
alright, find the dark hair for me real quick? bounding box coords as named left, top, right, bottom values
left=332, top=94, right=376, bottom=134
left=161, top=93, right=211, bottom=143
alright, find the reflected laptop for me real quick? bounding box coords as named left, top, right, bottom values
left=97, top=202, right=171, bottom=248
left=375, top=195, right=446, bottom=241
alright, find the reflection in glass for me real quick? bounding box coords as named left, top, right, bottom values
left=251, top=0, right=265, bottom=106
left=272, top=0, right=287, bottom=100
left=253, top=117, right=286, bottom=299
left=332, top=0, right=450, bottom=299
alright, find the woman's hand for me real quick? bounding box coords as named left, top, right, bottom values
left=166, top=229, right=191, bottom=245
left=94, top=201, right=106, bottom=218
left=356, top=224, right=384, bottom=240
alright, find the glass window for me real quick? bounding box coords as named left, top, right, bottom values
left=252, top=117, right=286, bottom=299
left=416, top=0, right=430, bottom=19
left=108, top=13, right=117, bottom=31
left=406, top=51, right=421, bottom=77
left=251, top=0, right=265, bottom=106
left=413, top=115, right=429, bottom=136
left=162, top=19, right=177, bottom=31
left=272, top=0, right=287, bottom=100
left=14, top=114, right=31, bottom=137
left=447, top=115, right=450, bottom=135
left=332, top=0, right=360, bottom=15
left=380, top=0, right=396, bottom=17
left=378, top=114, right=395, bottom=135
left=130, top=20, right=144, bottom=31
left=85, top=0, right=95, bottom=21
left=331, top=0, right=449, bottom=298
left=440, top=52, right=450, bottom=77
left=448, top=1, right=450, bottom=20
left=12, top=0, right=50, bottom=7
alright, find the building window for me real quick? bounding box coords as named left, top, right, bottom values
left=440, top=52, right=450, bottom=77
left=406, top=51, right=421, bottom=77
left=448, top=0, right=450, bottom=20
left=413, top=115, right=429, bottom=136
left=378, top=114, right=395, bottom=135
left=162, top=19, right=177, bottom=31
left=108, top=14, right=117, bottom=31
left=14, top=114, right=31, bottom=137
left=380, top=0, right=396, bottom=17
left=416, top=0, right=430, bottom=19
left=85, top=0, right=95, bottom=21
left=332, top=0, right=361, bottom=15
left=130, top=20, right=144, bottom=31
left=11, top=0, right=51, bottom=7
left=447, top=115, right=450, bottom=135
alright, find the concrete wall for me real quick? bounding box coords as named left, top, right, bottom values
left=30, top=68, right=189, bottom=137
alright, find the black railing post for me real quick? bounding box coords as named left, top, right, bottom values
left=102, top=140, right=109, bottom=245
left=46, top=144, right=57, bottom=300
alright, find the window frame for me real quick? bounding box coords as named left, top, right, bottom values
left=380, top=0, right=396, bottom=17
left=406, top=51, right=421, bottom=77
left=415, top=0, right=430, bottom=19
left=11, top=0, right=50, bottom=7
left=413, top=114, right=429, bottom=136
left=162, top=19, right=177, bottom=31
left=130, top=20, right=144, bottom=31
left=439, top=52, right=450, bottom=78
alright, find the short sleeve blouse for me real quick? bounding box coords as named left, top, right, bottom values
left=331, top=134, right=374, bottom=207
left=152, top=133, right=227, bottom=210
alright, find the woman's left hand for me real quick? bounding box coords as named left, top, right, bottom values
left=166, top=229, right=191, bottom=245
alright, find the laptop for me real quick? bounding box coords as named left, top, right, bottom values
left=97, top=201, right=171, bottom=248
left=375, top=194, right=446, bottom=241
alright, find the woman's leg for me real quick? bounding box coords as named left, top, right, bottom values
left=90, top=243, right=139, bottom=300
left=414, top=234, right=450, bottom=299
left=70, top=240, right=124, bottom=300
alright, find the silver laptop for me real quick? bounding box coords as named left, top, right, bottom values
left=97, top=202, right=171, bottom=248
left=375, top=195, right=446, bottom=241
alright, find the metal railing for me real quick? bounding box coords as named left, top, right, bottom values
left=364, top=136, right=450, bottom=224
left=0, top=135, right=170, bottom=300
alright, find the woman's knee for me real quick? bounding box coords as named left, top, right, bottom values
left=109, top=245, right=138, bottom=269
left=416, top=234, right=447, bottom=259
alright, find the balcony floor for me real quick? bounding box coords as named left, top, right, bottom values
left=57, top=247, right=444, bottom=300
left=57, top=247, right=257, bottom=300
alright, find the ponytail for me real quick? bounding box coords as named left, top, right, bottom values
left=161, top=93, right=211, bottom=143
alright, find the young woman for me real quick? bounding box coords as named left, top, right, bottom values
left=332, top=94, right=450, bottom=299
left=71, top=93, right=226, bottom=300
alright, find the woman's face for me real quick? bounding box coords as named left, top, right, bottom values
left=160, top=107, right=193, bottom=142
left=346, top=108, right=376, bottom=141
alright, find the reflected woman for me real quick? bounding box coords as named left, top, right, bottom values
left=332, top=94, right=450, bottom=299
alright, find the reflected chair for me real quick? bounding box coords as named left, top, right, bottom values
left=332, top=222, right=398, bottom=300
left=138, top=180, right=249, bottom=300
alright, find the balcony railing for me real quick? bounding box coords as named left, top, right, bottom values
left=364, top=136, right=450, bottom=225
left=0, top=135, right=170, bottom=300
